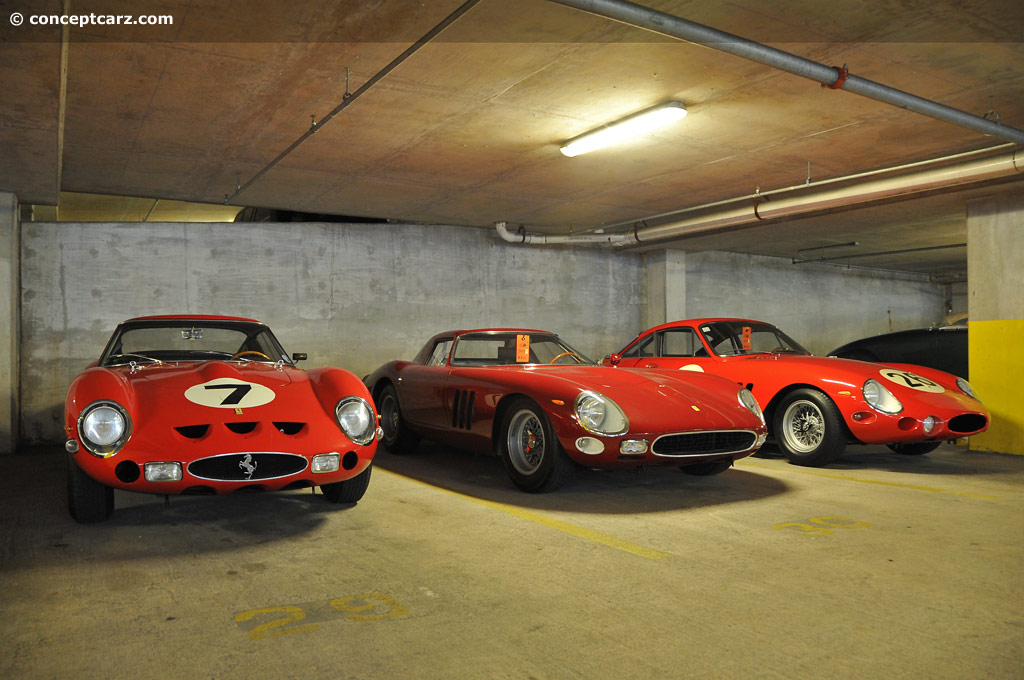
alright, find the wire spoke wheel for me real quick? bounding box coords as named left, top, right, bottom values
left=506, top=409, right=546, bottom=476
left=782, top=400, right=825, bottom=453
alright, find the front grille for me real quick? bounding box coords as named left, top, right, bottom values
left=187, top=453, right=308, bottom=481
left=948, top=413, right=987, bottom=434
left=652, top=430, right=758, bottom=457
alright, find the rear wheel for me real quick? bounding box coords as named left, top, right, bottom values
left=376, top=384, right=420, bottom=454
left=887, top=442, right=941, bottom=455
left=67, top=454, right=114, bottom=523
left=773, top=389, right=846, bottom=467
left=322, top=464, right=372, bottom=503
left=499, top=398, right=574, bottom=492
left=680, top=460, right=732, bottom=476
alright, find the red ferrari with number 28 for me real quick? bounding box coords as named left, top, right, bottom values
left=64, top=315, right=380, bottom=522
left=605, top=319, right=989, bottom=467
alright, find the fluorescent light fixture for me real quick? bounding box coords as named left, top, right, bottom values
left=560, top=101, right=687, bottom=157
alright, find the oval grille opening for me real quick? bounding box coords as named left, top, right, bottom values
left=949, top=413, right=987, bottom=434
left=653, top=431, right=756, bottom=456
left=187, top=453, right=308, bottom=481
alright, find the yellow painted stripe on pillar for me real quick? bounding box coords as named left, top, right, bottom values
left=378, top=469, right=671, bottom=560
left=968, top=319, right=1024, bottom=455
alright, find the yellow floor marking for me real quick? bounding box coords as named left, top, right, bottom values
left=377, top=468, right=671, bottom=560
left=738, top=459, right=1000, bottom=500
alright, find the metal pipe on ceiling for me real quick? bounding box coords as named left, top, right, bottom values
left=546, top=0, right=1024, bottom=145
left=495, top=148, right=1024, bottom=246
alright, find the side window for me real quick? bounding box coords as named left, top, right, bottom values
left=623, top=335, right=655, bottom=358
left=661, top=329, right=700, bottom=357
left=425, top=340, right=453, bottom=367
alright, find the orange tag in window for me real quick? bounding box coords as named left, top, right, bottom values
left=516, top=335, right=530, bottom=363
left=741, top=326, right=752, bottom=350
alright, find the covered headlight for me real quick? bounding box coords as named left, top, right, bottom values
left=863, top=379, right=903, bottom=414
left=574, top=391, right=628, bottom=436
left=956, top=378, right=977, bottom=399
left=335, top=397, right=376, bottom=445
left=738, top=388, right=764, bottom=422
left=78, top=400, right=132, bottom=457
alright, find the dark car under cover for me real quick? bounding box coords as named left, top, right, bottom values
left=829, top=326, right=967, bottom=378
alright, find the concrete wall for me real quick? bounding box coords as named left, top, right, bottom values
left=967, top=195, right=1024, bottom=455
left=1, top=193, right=19, bottom=454
left=19, top=221, right=645, bottom=444
left=681, top=251, right=947, bottom=356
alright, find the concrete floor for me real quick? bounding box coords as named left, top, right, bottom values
left=1, top=442, right=1022, bottom=679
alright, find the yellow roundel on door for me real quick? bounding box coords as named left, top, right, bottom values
left=184, top=378, right=277, bottom=409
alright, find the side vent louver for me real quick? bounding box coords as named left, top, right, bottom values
left=451, top=390, right=476, bottom=430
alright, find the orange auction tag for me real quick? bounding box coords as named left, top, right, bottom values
left=741, top=326, right=752, bottom=350
left=516, top=334, right=530, bottom=363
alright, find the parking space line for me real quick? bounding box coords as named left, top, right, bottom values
left=377, top=469, right=672, bottom=560
left=738, top=460, right=1000, bottom=500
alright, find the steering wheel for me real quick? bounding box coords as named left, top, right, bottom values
left=549, top=351, right=582, bottom=364
left=230, top=350, right=272, bottom=361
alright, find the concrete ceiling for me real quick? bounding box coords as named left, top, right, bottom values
left=2, top=0, right=1022, bottom=277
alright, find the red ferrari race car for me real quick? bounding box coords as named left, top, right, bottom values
left=604, top=319, right=989, bottom=467
left=64, top=315, right=381, bottom=522
left=364, top=328, right=767, bottom=492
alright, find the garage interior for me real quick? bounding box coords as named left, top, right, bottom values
left=1, top=0, right=1022, bottom=677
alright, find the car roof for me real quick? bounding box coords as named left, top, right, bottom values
left=643, top=318, right=770, bottom=333
left=124, top=314, right=263, bottom=323
left=431, top=328, right=553, bottom=338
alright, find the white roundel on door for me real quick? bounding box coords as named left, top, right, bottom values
left=184, top=378, right=277, bottom=408
left=878, top=369, right=945, bottom=394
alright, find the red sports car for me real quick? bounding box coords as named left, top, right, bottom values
left=64, top=315, right=381, bottom=522
left=604, top=319, right=989, bottom=466
left=364, top=328, right=767, bottom=492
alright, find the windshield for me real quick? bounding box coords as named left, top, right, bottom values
left=449, top=332, right=594, bottom=366
left=698, top=321, right=809, bottom=357
left=99, top=320, right=291, bottom=366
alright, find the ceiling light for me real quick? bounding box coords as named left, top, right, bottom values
left=560, top=101, right=687, bottom=157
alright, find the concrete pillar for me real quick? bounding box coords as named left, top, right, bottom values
left=0, top=192, right=19, bottom=454
left=967, top=194, right=1024, bottom=455
left=643, top=249, right=686, bottom=328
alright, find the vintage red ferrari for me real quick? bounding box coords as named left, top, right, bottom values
left=64, top=315, right=381, bottom=522
left=604, top=318, right=989, bottom=466
left=363, top=328, right=768, bottom=492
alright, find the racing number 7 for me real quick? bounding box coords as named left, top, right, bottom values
left=204, top=383, right=253, bottom=406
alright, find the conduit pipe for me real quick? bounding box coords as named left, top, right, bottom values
left=495, top=149, right=1024, bottom=247
left=547, top=0, right=1024, bottom=145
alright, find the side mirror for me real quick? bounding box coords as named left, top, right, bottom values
left=606, top=353, right=621, bottom=367
left=292, top=352, right=308, bottom=362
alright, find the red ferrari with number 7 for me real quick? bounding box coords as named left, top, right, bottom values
left=604, top=318, right=989, bottom=466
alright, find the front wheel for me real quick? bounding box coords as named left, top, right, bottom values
left=499, top=398, right=574, bottom=492
left=376, top=384, right=420, bottom=455
left=67, top=454, right=114, bottom=523
left=887, top=442, right=941, bottom=455
left=321, top=464, right=372, bottom=503
left=773, top=389, right=846, bottom=467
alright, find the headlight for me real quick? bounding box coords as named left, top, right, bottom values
left=956, top=378, right=977, bottom=399
left=335, top=397, right=376, bottom=445
left=863, top=379, right=903, bottom=414
left=575, top=391, right=628, bottom=436
left=78, top=400, right=132, bottom=457
left=738, top=388, right=764, bottom=422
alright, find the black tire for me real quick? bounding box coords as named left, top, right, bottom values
left=321, top=464, right=372, bottom=503
left=67, top=454, right=114, bottom=523
left=498, top=398, right=574, bottom=492
left=887, top=442, right=941, bottom=455
left=772, top=388, right=846, bottom=467
left=680, top=460, right=732, bottom=476
left=376, top=384, right=420, bottom=455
